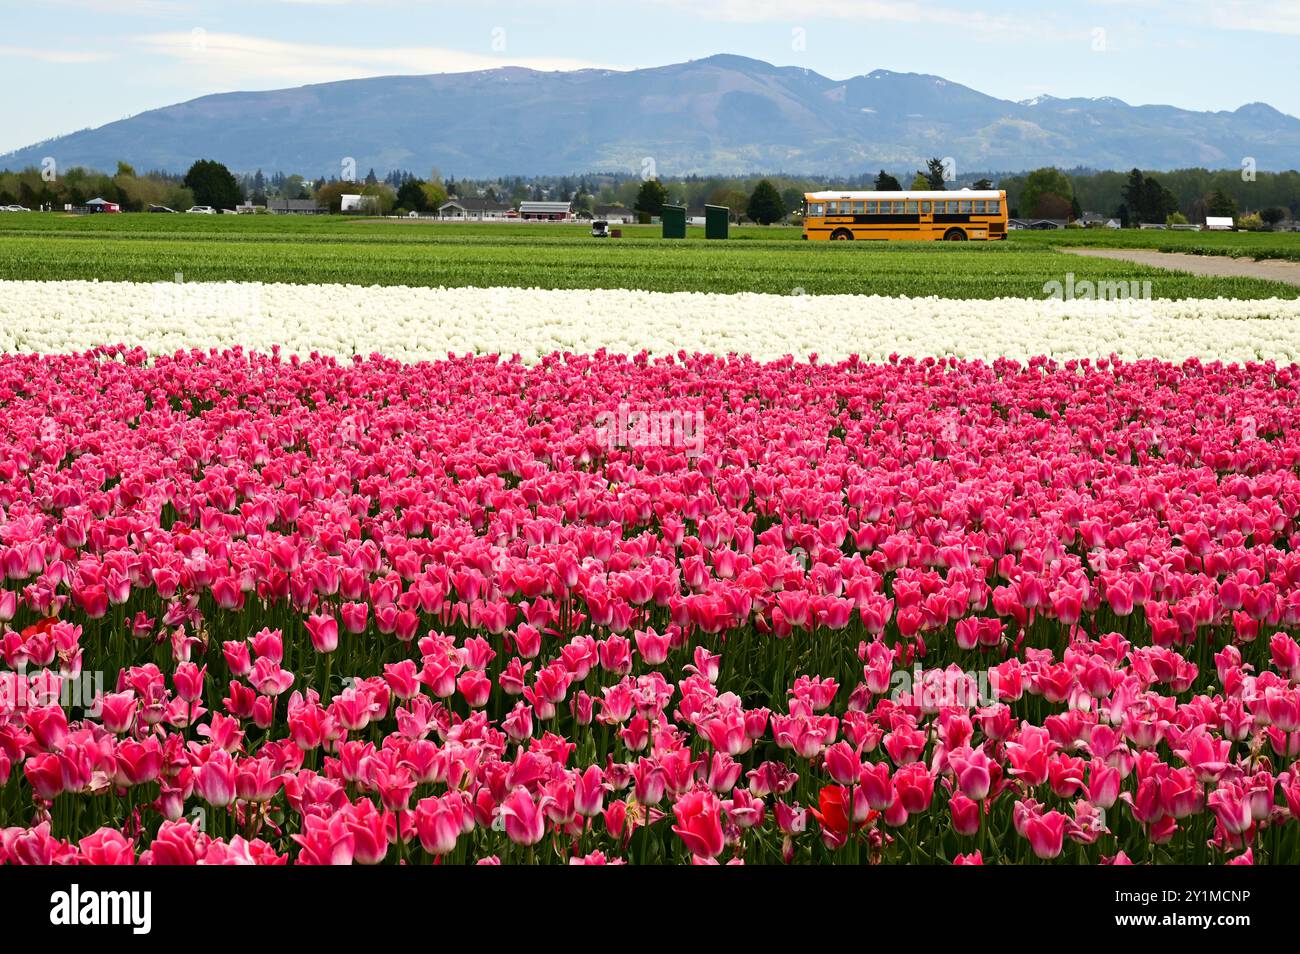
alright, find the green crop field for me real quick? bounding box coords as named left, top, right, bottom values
left=1012, top=228, right=1300, bottom=262
left=0, top=212, right=1297, bottom=298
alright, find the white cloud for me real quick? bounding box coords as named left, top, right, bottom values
left=131, top=32, right=624, bottom=86
left=0, top=45, right=115, bottom=64
left=646, top=0, right=1037, bottom=35
left=1203, top=0, right=1300, bottom=35
left=45, top=0, right=195, bottom=13
left=1087, top=0, right=1300, bottom=36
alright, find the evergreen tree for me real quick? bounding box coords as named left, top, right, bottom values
left=924, top=158, right=947, bottom=190
left=1206, top=189, right=1237, bottom=218
left=746, top=179, right=786, bottom=224
left=873, top=170, right=902, bottom=191
left=1122, top=169, right=1146, bottom=221
left=395, top=178, right=429, bottom=213
left=635, top=179, right=669, bottom=218
left=1139, top=176, right=1178, bottom=222
left=182, top=159, right=242, bottom=209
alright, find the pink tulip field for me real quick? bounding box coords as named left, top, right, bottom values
left=2, top=343, right=1300, bottom=866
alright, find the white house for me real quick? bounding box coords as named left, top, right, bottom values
left=438, top=197, right=513, bottom=220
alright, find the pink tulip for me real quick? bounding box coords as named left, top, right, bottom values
left=672, top=789, right=725, bottom=859
left=305, top=614, right=339, bottom=654
left=498, top=787, right=548, bottom=847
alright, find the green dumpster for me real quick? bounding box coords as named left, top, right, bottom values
left=705, top=205, right=730, bottom=240
left=661, top=204, right=687, bottom=239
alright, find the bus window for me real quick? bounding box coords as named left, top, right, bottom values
left=865, top=201, right=876, bottom=214
left=892, top=201, right=905, bottom=214
left=852, top=201, right=865, bottom=214
left=921, top=201, right=931, bottom=213
left=905, top=201, right=918, bottom=213
left=973, top=201, right=986, bottom=214
left=959, top=200, right=972, bottom=213
left=809, top=203, right=824, bottom=216
left=987, top=200, right=1000, bottom=215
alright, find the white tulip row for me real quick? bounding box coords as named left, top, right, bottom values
left=3, top=280, right=1300, bottom=365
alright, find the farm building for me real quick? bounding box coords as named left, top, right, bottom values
left=592, top=205, right=638, bottom=224
left=267, top=198, right=324, bottom=215
left=438, top=197, right=513, bottom=220
left=518, top=200, right=572, bottom=221
left=1007, top=218, right=1066, bottom=230
left=341, top=194, right=380, bottom=214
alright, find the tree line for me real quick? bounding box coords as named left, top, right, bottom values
left=998, top=166, right=1297, bottom=225
left=0, top=162, right=195, bottom=212
left=4, top=156, right=1296, bottom=226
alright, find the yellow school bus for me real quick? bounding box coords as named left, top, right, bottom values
left=802, top=189, right=1008, bottom=241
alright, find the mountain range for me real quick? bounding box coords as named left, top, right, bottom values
left=5, top=54, right=1299, bottom=177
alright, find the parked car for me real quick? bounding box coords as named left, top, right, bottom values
left=2, top=205, right=31, bottom=212
left=187, top=206, right=217, bottom=214
left=149, top=205, right=178, bottom=213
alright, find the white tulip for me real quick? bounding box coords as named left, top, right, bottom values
left=1, top=280, right=1299, bottom=364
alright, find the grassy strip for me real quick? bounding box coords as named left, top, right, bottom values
left=0, top=215, right=1295, bottom=298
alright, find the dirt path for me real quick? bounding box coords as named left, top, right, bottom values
left=1060, top=247, right=1300, bottom=287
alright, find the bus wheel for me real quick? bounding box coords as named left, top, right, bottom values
left=943, top=228, right=968, bottom=241
left=830, top=229, right=854, bottom=241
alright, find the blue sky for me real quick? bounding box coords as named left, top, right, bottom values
left=1, top=0, right=1296, bottom=155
